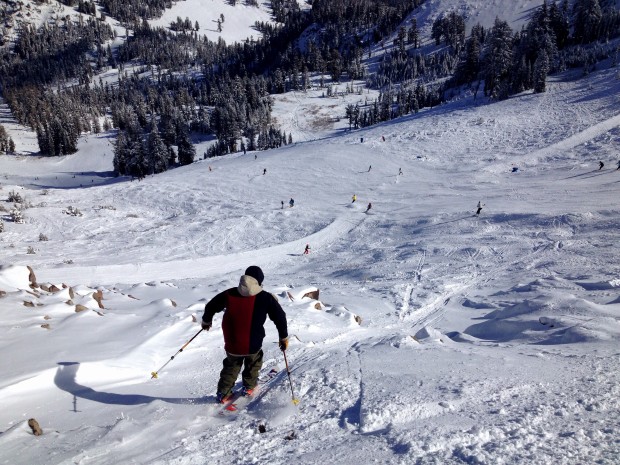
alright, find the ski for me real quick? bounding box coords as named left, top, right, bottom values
left=214, top=391, right=242, bottom=414
left=217, top=368, right=279, bottom=415
left=222, top=389, right=256, bottom=413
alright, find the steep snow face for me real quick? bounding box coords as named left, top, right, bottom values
left=0, top=59, right=619, bottom=464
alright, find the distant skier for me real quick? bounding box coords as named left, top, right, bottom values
left=598, top=161, right=604, bottom=170
left=365, top=202, right=372, bottom=213
left=475, top=201, right=483, bottom=216
left=352, top=194, right=357, bottom=203
left=289, top=198, right=294, bottom=208
left=281, top=200, right=284, bottom=209
left=368, top=165, right=372, bottom=172
left=381, top=135, right=385, bottom=142
left=255, top=154, right=257, bottom=160
left=303, top=244, right=310, bottom=255
left=263, top=168, right=267, bottom=175
left=398, top=168, right=403, bottom=176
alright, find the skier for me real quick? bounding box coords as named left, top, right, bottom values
left=598, top=161, right=604, bottom=170
left=365, top=202, right=372, bottom=213
left=263, top=168, right=267, bottom=175
left=475, top=201, right=483, bottom=216
left=303, top=244, right=310, bottom=254
left=352, top=194, right=357, bottom=203
left=617, top=160, right=620, bottom=170
left=289, top=198, right=294, bottom=208
left=368, top=165, right=372, bottom=172
left=398, top=168, right=403, bottom=176
left=281, top=200, right=284, bottom=209
left=201, top=266, right=289, bottom=403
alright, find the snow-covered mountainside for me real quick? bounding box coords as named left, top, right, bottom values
left=1, top=0, right=620, bottom=464
left=1, top=47, right=620, bottom=464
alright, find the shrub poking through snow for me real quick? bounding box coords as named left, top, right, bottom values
left=10, top=208, right=24, bottom=223
left=39, top=233, right=48, bottom=241
left=8, top=190, right=23, bottom=203
left=63, top=206, right=82, bottom=216
left=27, top=246, right=36, bottom=254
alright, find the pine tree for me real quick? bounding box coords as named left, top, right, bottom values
left=177, top=131, right=195, bottom=166
left=456, top=33, right=481, bottom=85
left=328, top=49, right=343, bottom=82
left=146, top=126, right=169, bottom=174
left=572, top=0, right=603, bottom=44
left=113, top=131, right=129, bottom=175
left=549, top=0, right=570, bottom=49
left=408, top=19, right=419, bottom=48
left=483, top=18, right=514, bottom=100
left=533, top=50, right=550, bottom=93
left=0, top=125, right=11, bottom=154
left=128, top=137, right=148, bottom=178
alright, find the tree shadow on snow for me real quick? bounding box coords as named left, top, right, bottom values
left=54, top=362, right=212, bottom=406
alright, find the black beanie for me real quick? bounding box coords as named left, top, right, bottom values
left=245, top=266, right=264, bottom=285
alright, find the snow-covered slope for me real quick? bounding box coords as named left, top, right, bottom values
left=1, top=52, right=619, bottom=465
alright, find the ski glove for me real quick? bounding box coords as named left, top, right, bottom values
left=201, top=320, right=212, bottom=331
left=279, top=337, right=289, bottom=351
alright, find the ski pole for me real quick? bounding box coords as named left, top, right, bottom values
left=151, top=328, right=203, bottom=379
left=282, top=349, right=300, bottom=405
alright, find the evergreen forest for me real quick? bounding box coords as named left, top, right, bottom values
left=0, top=0, right=619, bottom=178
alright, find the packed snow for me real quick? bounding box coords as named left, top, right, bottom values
left=2, top=1, right=620, bottom=463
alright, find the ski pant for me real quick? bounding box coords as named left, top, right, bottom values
left=217, top=350, right=263, bottom=395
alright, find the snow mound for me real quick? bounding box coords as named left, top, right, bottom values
left=413, top=326, right=444, bottom=343
left=0, top=265, right=33, bottom=290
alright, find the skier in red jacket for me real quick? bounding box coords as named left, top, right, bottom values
left=202, top=266, right=288, bottom=403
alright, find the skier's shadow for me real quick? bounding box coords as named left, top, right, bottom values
left=562, top=169, right=612, bottom=180
left=577, top=170, right=615, bottom=179
left=54, top=362, right=211, bottom=406
left=562, top=169, right=596, bottom=179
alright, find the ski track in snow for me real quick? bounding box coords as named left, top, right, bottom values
left=35, top=212, right=364, bottom=286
